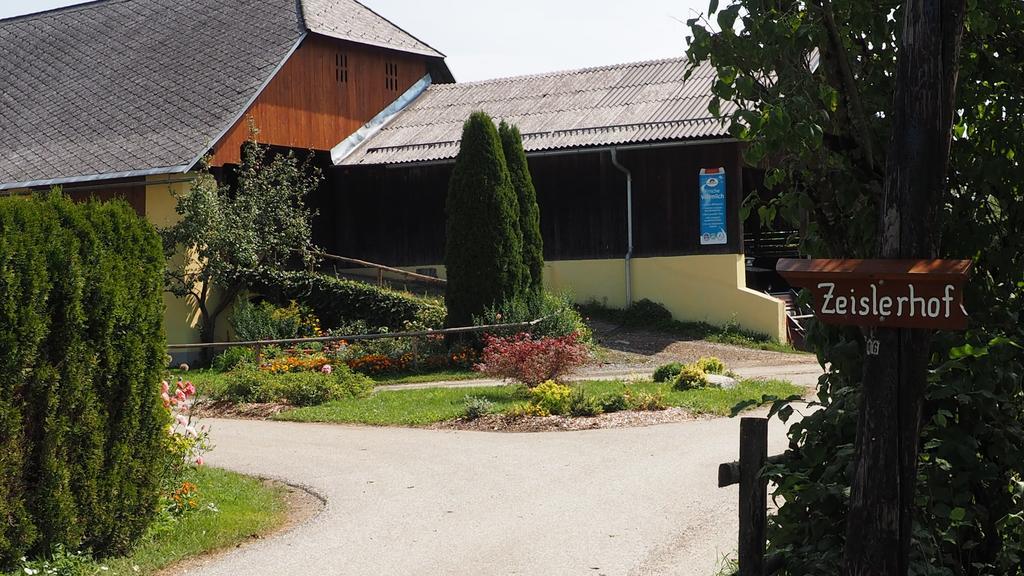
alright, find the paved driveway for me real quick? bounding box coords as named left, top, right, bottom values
left=184, top=413, right=797, bottom=576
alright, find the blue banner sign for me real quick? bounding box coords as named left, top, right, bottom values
left=699, top=168, right=727, bottom=245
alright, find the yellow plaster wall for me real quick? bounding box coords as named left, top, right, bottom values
left=543, top=259, right=628, bottom=310
left=145, top=175, right=230, bottom=348
left=544, top=255, right=786, bottom=342
left=344, top=255, right=784, bottom=340
left=631, top=254, right=786, bottom=341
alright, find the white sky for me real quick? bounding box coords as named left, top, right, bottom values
left=0, top=0, right=707, bottom=81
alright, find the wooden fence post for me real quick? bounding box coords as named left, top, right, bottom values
left=739, top=417, right=768, bottom=576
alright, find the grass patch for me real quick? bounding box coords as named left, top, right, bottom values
left=275, top=378, right=803, bottom=425
left=276, top=385, right=525, bottom=426
left=6, top=467, right=287, bottom=576
left=580, top=301, right=803, bottom=354
left=173, top=369, right=232, bottom=399
left=175, top=367, right=485, bottom=398
left=374, top=368, right=484, bottom=385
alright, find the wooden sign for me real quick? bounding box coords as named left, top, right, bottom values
left=777, top=259, right=972, bottom=330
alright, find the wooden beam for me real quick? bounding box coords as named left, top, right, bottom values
left=738, top=417, right=768, bottom=576
left=718, top=453, right=789, bottom=488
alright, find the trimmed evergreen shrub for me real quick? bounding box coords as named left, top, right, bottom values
left=499, top=121, right=544, bottom=298
left=0, top=194, right=166, bottom=567
left=444, top=112, right=527, bottom=327
left=245, top=269, right=444, bottom=332
left=652, top=362, right=685, bottom=383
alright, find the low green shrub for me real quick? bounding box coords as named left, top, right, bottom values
left=653, top=362, right=684, bottom=383
left=215, top=367, right=372, bottom=406
left=598, top=392, right=629, bottom=413
left=568, top=387, right=603, bottom=417
left=476, top=291, right=592, bottom=342
left=624, top=388, right=669, bottom=411
left=231, top=299, right=319, bottom=341
left=528, top=380, right=574, bottom=415
left=624, top=299, right=673, bottom=323
left=463, top=396, right=495, bottom=420
left=246, top=270, right=444, bottom=331
left=211, top=347, right=257, bottom=372
left=695, top=356, right=726, bottom=375
left=673, top=365, right=710, bottom=391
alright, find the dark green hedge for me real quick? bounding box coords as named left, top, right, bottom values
left=0, top=194, right=167, bottom=567
left=248, top=270, right=445, bottom=331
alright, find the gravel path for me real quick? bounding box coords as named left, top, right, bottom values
left=179, top=413, right=797, bottom=576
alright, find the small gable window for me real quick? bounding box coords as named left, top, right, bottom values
left=336, top=52, right=348, bottom=83
left=385, top=61, right=399, bottom=92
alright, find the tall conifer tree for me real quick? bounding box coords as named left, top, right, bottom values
left=499, top=121, right=544, bottom=300
left=444, top=112, right=526, bottom=327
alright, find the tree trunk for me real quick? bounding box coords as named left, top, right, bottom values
left=843, top=1, right=966, bottom=575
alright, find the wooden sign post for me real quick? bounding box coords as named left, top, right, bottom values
left=778, top=258, right=971, bottom=575
left=777, top=259, right=972, bottom=330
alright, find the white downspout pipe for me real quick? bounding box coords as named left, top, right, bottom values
left=610, top=149, right=633, bottom=306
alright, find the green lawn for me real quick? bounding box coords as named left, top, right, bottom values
left=174, top=366, right=484, bottom=396
left=7, top=467, right=287, bottom=576
left=275, top=378, right=802, bottom=426
left=276, top=384, right=526, bottom=425
left=374, top=368, right=483, bottom=385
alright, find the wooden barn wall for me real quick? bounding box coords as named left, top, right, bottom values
left=210, top=35, right=432, bottom=166
left=313, top=141, right=744, bottom=266
left=623, top=142, right=744, bottom=257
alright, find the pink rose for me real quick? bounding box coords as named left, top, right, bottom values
left=175, top=414, right=188, bottom=427
left=185, top=425, right=197, bottom=437
left=161, top=392, right=171, bottom=405
left=161, top=381, right=169, bottom=394
left=321, top=364, right=333, bottom=374
left=195, top=457, right=204, bottom=466
left=184, top=382, right=196, bottom=397
left=175, top=389, right=187, bottom=402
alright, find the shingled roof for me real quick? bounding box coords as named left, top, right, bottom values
left=0, top=0, right=444, bottom=190
left=335, top=57, right=733, bottom=166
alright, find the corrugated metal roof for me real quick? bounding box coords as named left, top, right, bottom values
left=337, top=57, right=733, bottom=166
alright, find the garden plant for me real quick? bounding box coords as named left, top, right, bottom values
left=688, top=0, right=1024, bottom=572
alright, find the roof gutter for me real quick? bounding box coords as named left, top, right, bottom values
left=610, top=148, right=634, bottom=307
left=0, top=164, right=192, bottom=192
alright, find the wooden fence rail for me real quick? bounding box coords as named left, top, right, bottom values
left=311, top=250, right=446, bottom=286
left=718, top=417, right=788, bottom=576
left=168, top=318, right=544, bottom=351
left=167, top=318, right=546, bottom=365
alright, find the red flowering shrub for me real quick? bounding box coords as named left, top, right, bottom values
left=475, top=332, right=589, bottom=387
